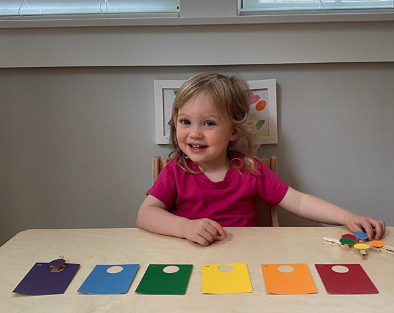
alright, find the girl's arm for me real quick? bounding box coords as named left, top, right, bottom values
left=279, top=187, right=386, bottom=240
left=136, top=195, right=227, bottom=246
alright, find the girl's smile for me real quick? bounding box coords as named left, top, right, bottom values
left=187, top=143, right=208, bottom=152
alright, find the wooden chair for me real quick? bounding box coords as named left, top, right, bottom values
left=152, top=156, right=279, bottom=227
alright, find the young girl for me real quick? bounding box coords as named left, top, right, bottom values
left=137, top=72, right=386, bottom=246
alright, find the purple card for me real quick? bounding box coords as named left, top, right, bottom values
left=13, top=259, right=80, bottom=295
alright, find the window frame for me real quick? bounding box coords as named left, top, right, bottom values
left=0, top=0, right=180, bottom=18
left=240, top=0, right=394, bottom=14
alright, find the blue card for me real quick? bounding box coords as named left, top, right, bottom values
left=78, top=264, right=139, bottom=294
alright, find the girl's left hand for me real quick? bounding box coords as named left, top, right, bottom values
left=343, top=213, right=386, bottom=240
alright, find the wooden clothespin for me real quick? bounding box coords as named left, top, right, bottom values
left=48, top=256, right=66, bottom=272
left=354, top=243, right=370, bottom=259
left=369, top=241, right=394, bottom=255
left=323, top=237, right=350, bottom=248
left=373, top=245, right=394, bottom=255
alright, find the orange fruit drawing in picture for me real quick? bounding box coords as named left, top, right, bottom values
left=255, top=99, right=267, bottom=111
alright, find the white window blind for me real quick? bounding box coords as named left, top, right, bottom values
left=0, top=0, right=180, bottom=17
left=240, top=0, right=394, bottom=14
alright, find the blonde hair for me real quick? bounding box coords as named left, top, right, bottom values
left=169, top=72, right=258, bottom=172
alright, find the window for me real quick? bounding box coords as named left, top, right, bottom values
left=240, top=0, right=394, bottom=15
left=0, top=0, right=180, bottom=17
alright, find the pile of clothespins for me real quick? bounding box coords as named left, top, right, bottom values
left=323, top=231, right=394, bottom=259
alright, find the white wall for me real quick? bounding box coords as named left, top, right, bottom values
left=1, top=64, right=393, bottom=246
left=1, top=21, right=394, bottom=68
left=0, top=5, right=393, bottom=244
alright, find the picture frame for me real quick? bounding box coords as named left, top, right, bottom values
left=154, top=80, right=184, bottom=144
left=248, top=79, right=278, bottom=145
left=154, top=78, right=278, bottom=145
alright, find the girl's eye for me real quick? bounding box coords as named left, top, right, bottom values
left=179, top=119, right=191, bottom=125
left=204, top=120, right=217, bottom=126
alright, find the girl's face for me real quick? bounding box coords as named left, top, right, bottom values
left=176, top=91, right=237, bottom=171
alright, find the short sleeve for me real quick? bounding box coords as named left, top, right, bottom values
left=146, top=160, right=178, bottom=209
left=255, top=160, right=288, bottom=205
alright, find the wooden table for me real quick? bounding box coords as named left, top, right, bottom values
left=0, top=227, right=393, bottom=313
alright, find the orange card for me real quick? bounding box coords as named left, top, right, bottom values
left=261, top=264, right=317, bottom=295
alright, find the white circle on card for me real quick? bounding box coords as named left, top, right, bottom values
left=218, top=265, right=234, bottom=272
left=107, top=266, right=124, bottom=274
left=331, top=265, right=349, bottom=274
left=278, top=265, right=294, bottom=273
left=163, top=265, right=180, bottom=273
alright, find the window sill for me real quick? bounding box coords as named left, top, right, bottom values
left=1, top=11, right=394, bottom=29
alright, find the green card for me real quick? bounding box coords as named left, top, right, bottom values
left=135, top=264, right=193, bottom=295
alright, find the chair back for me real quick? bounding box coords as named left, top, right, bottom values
left=152, top=156, right=169, bottom=183
left=152, top=156, right=279, bottom=227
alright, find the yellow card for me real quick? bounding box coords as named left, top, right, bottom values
left=261, top=264, right=317, bottom=295
left=202, top=263, right=253, bottom=294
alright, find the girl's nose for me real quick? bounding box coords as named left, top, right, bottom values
left=190, top=125, right=203, bottom=139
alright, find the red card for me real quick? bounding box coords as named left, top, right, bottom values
left=315, top=264, right=378, bottom=294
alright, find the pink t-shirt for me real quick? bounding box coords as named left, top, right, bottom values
left=147, top=157, right=288, bottom=227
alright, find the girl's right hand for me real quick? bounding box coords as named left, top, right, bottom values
left=343, top=213, right=386, bottom=240
left=182, top=218, right=227, bottom=246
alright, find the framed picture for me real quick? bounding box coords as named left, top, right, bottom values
left=248, top=79, right=278, bottom=145
left=154, top=80, right=184, bottom=144
left=154, top=78, right=278, bottom=145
